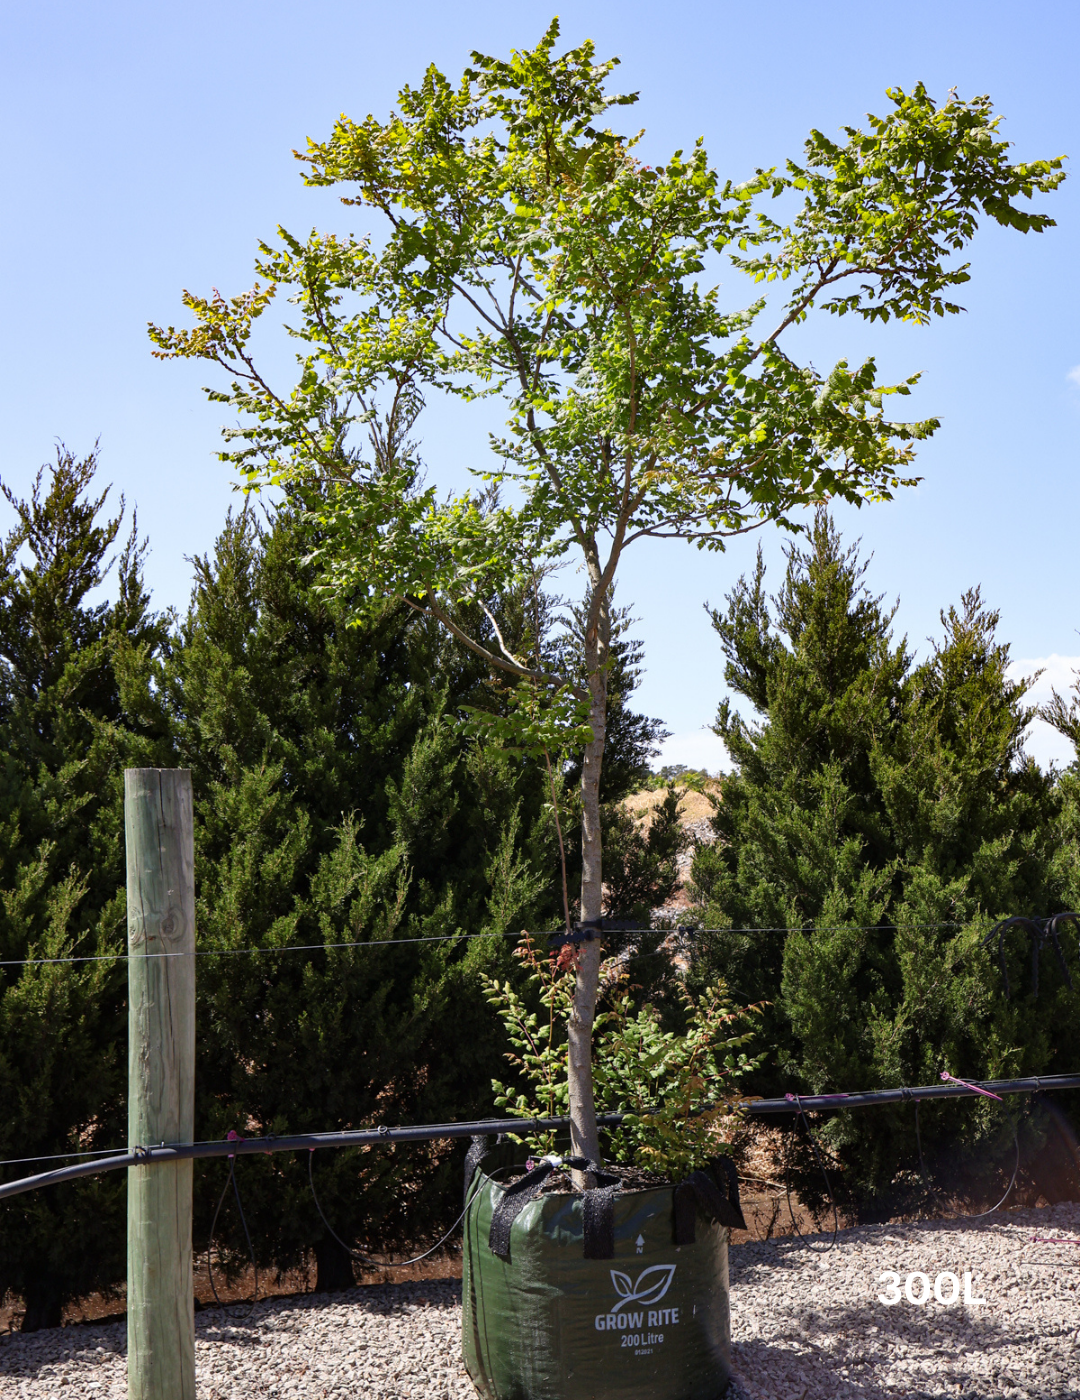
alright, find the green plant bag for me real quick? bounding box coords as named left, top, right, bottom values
left=462, top=1167, right=733, bottom=1400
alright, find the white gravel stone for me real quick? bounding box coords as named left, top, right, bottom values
left=727, top=1202, right=1080, bottom=1400
left=1, top=1205, right=1077, bottom=1398
left=0, top=1282, right=473, bottom=1400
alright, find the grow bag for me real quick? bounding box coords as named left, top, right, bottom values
left=461, top=1143, right=744, bottom=1400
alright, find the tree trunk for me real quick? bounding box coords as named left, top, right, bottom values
left=568, top=577, right=610, bottom=1189
left=20, top=1273, right=63, bottom=1332
left=313, top=1236, right=356, bottom=1293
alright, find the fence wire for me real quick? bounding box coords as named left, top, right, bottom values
left=0, top=921, right=970, bottom=968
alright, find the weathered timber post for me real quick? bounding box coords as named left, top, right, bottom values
left=126, top=769, right=196, bottom=1400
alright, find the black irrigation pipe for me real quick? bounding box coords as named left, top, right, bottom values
left=3, top=1073, right=1079, bottom=1205
left=0, top=1115, right=627, bottom=1202
left=747, top=1073, right=1080, bottom=1114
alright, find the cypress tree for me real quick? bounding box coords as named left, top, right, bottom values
left=0, top=446, right=166, bottom=1329
left=0, top=458, right=675, bottom=1307
left=160, top=506, right=556, bottom=1289
left=690, top=515, right=910, bottom=1078
left=691, top=514, right=1078, bottom=1204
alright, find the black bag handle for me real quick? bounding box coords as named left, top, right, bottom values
left=463, top=1134, right=490, bottom=1210
left=673, top=1156, right=746, bottom=1245
left=488, top=1156, right=621, bottom=1259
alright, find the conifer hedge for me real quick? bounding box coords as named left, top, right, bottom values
left=0, top=450, right=669, bottom=1324
left=690, top=513, right=1080, bottom=1211
left=2, top=463, right=1077, bottom=1324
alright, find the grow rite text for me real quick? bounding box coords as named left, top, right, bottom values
left=595, top=1307, right=680, bottom=1331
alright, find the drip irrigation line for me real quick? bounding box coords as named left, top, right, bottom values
left=744, top=1074, right=1080, bottom=1114
left=783, top=1093, right=840, bottom=1254
left=780, top=1082, right=1024, bottom=1247
left=3, top=1074, right=1078, bottom=1201
left=911, top=1101, right=1022, bottom=1222
left=967, top=1126, right=1021, bottom=1220
left=305, top=1151, right=501, bottom=1272
left=0, top=1114, right=620, bottom=1197
left=206, top=1156, right=259, bottom=1320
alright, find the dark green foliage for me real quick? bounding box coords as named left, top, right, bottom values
left=0, top=446, right=166, bottom=1328
left=0, top=460, right=571, bottom=1310
left=1041, top=669, right=1080, bottom=905
left=690, top=513, right=1080, bottom=1207
left=0, top=454, right=673, bottom=1308
left=156, top=506, right=558, bottom=1288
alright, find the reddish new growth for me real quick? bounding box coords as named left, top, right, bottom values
left=555, top=943, right=581, bottom=973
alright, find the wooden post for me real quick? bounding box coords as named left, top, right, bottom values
left=126, top=769, right=196, bottom=1400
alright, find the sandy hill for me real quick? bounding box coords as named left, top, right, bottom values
left=622, top=779, right=722, bottom=831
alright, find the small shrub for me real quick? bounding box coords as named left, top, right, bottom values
left=485, top=935, right=763, bottom=1178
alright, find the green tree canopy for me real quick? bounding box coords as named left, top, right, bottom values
left=150, top=19, right=1064, bottom=1169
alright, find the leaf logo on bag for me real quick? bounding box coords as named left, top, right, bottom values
left=610, top=1264, right=676, bottom=1306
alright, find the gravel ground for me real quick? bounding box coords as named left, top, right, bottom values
left=0, top=1283, right=472, bottom=1400
left=728, top=1202, right=1080, bottom=1400
left=2, top=1205, right=1077, bottom=1398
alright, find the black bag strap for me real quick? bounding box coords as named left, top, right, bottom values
left=488, top=1159, right=558, bottom=1257
left=709, top=1154, right=747, bottom=1232
left=463, top=1135, right=490, bottom=1210
left=673, top=1181, right=698, bottom=1246
left=582, top=1174, right=621, bottom=1259
left=488, top=1155, right=622, bottom=1259
left=571, top=1158, right=620, bottom=1189
left=673, top=1158, right=746, bottom=1244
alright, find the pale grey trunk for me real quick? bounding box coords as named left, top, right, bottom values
left=568, top=576, right=610, bottom=1188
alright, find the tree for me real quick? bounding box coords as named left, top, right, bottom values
left=1042, top=667, right=1080, bottom=908
left=690, top=516, right=1077, bottom=1204
left=691, top=515, right=916, bottom=1062
left=150, top=20, right=1064, bottom=1174
left=154, top=504, right=558, bottom=1289
left=0, top=446, right=167, bottom=1328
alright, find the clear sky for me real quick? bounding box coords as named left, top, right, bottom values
left=3, top=1, right=1077, bottom=769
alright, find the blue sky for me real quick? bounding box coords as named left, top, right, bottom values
left=2, top=1, right=1077, bottom=769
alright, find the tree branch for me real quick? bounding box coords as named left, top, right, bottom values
left=403, top=596, right=585, bottom=697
